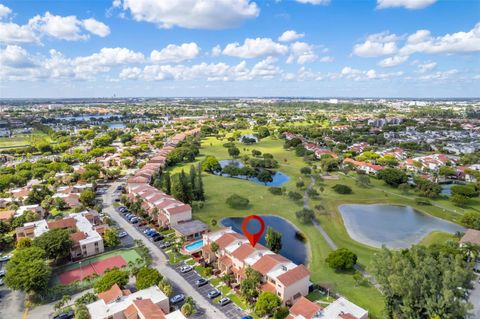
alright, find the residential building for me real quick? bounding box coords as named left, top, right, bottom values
left=287, top=296, right=369, bottom=319
left=86, top=284, right=186, bottom=319
left=202, top=228, right=311, bottom=306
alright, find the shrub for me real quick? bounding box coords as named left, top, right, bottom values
left=295, top=208, right=315, bottom=224
left=300, top=167, right=312, bottom=175
left=288, top=191, right=303, bottom=201
left=268, top=187, right=283, bottom=195
left=226, top=194, right=250, bottom=209
left=415, top=197, right=431, bottom=206
left=326, top=248, right=358, bottom=271
left=332, top=184, right=352, bottom=194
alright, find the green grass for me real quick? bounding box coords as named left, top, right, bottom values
left=0, top=131, right=53, bottom=149
left=166, top=132, right=470, bottom=318
left=418, top=231, right=458, bottom=246
left=210, top=277, right=221, bottom=287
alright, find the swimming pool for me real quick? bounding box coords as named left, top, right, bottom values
left=184, top=239, right=204, bottom=253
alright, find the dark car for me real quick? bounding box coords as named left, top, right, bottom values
left=150, top=234, right=163, bottom=242
left=53, top=310, right=74, bottom=319
left=207, top=289, right=220, bottom=299
left=195, top=278, right=208, bottom=287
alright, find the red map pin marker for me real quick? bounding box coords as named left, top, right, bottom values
left=242, top=215, right=265, bottom=248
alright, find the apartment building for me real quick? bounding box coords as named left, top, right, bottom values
left=202, top=228, right=311, bottom=306
left=87, top=284, right=186, bottom=319
left=15, top=211, right=105, bottom=260
left=287, top=296, right=368, bottom=319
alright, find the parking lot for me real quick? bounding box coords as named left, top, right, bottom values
left=113, top=204, right=246, bottom=319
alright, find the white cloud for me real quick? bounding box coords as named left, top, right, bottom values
left=278, top=30, right=305, bottom=42
left=28, top=12, right=89, bottom=41
left=150, top=42, right=200, bottom=63
left=295, top=0, right=330, bottom=5
left=117, top=0, right=259, bottom=29
left=340, top=66, right=403, bottom=80
left=82, top=18, right=111, bottom=37
left=211, top=45, right=222, bottom=57
left=287, top=41, right=317, bottom=64
left=417, top=61, right=437, bottom=73
left=119, top=67, right=142, bottom=79
left=0, top=45, right=36, bottom=68
left=400, top=23, right=480, bottom=55
left=418, top=69, right=458, bottom=80
left=319, top=56, right=334, bottom=62
left=75, top=48, right=145, bottom=67
left=377, top=0, right=437, bottom=10
left=0, top=22, right=39, bottom=44
left=378, top=55, right=409, bottom=67
left=223, top=37, right=288, bottom=58
left=353, top=31, right=399, bottom=57
left=250, top=56, right=282, bottom=79
left=0, top=4, right=12, bottom=19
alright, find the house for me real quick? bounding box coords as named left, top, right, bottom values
left=202, top=228, right=311, bottom=305
left=15, top=204, right=46, bottom=219
left=343, top=159, right=384, bottom=175
left=460, top=229, right=480, bottom=247
left=86, top=284, right=186, bottom=319
left=172, top=220, right=208, bottom=241
left=0, top=210, right=14, bottom=223
left=349, top=143, right=369, bottom=153
left=287, top=296, right=369, bottom=319
left=15, top=211, right=106, bottom=260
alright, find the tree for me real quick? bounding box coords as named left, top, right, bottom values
left=265, top=227, right=282, bottom=253
left=451, top=194, right=469, bottom=207
left=136, top=267, right=162, bottom=290
left=414, top=177, right=441, bottom=198
left=295, top=208, right=315, bottom=224
left=16, top=237, right=32, bottom=250
left=460, top=212, right=480, bottom=230
left=4, top=246, right=51, bottom=293
left=33, top=228, right=72, bottom=261
left=103, top=228, right=120, bottom=248
left=210, top=242, right=219, bottom=253
left=257, top=170, right=273, bottom=185
left=193, top=163, right=205, bottom=201
left=26, top=185, right=52, bottom=204
left=93, top=268, right=129, bottom=293
left=378, top=167, right=407, bottom=187
left=300, top=167, right=312, bottom=175
left=228, top=146, right=240, bottom=158
left=288, top=191, right=302, bottom=201
left=332, top=184, right=352, bottom=194
left=257, top=127, right=270, bottom=139
left=451, top=184, right=477, bottom=198
left=439, top=165, right=455, bottom=178
left=255, top=291, right=281, bottom=317
left=162, top=171, right=171, bottom=195
left=371, top=245, right=473, bottom=319
left=79, top=189, right=96, bottom=207
left=202, top=156, right=221, bottom=173
left=326, top=248, right=357, bottom=271
left=171, top=171, right=192, bottom=204
left=181, top=302, right=193, bottom=317
left=252, top=149, right=262, bottom=157
left=74, top=304, right=90, bottom=319
left=226, top=194, right=250, bottom=209
left=356, top=174, right=370, bottom=188
left=240, top=268, right=262, bottom=303
left=158, top=277, right=173, bottom=296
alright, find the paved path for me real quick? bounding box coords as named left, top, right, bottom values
left=0, top=285, right=24, bottom=319
left=468, top=276, right=480, bottom=318
left=303, top=176, right=381, bottom=290
left=104, top=182, right=228, bottom=319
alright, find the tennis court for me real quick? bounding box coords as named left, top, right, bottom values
left=58, top=255, right=127, bottom=285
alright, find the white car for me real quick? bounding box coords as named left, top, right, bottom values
left=0, top=254, right=12, bottom=262
left=180, top=265, right=193, bottom=273
left=118, top=232, right=128, bottom=238
left=0, top=270, right=5, bottom=277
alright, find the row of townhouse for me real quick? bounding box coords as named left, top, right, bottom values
left=86, top=284, right=186, bottom=319
left=343, top=158, right=384, bottom=175
left=201, top=228, right=310, bottom=306
left=287, top=296, right=368, bottom=319
left=125, top=128, right=200, bottom=227
left=126, top=184, right=191, bottom=227
left=15, top=211, right=106, bottom=260
left=284, top=133, right=338, bottom=159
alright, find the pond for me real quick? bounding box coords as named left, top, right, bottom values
left=217, top=159, right=290, bottom=187
left=221, top=215, right=307, bottom=265
left=339, top=204, right=465, bottom=249
left=56, top=114, right=123, bottom=121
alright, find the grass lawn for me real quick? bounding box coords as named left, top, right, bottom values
left=0, top=131, right=53, bottom=149
left=166, top=132, right=470, bottom=318
left=419, top=231, right=458, bottom=246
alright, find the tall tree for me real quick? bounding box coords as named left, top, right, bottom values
left=4, top=246, right=51, bottom=293
left=195, top=163, right=205, bottom=201
left=32, top=228, right=73, bottom=261
left=162, top=171, right=171, bottom=195
left=265, top=227, right=282, bottom=253
left=240, top=268, right=262, bottom=304
left=371, top=245, right=473, bottom=319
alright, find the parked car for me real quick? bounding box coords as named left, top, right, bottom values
left=0, top=254, right=12, bottom=262
left=0, top=270, right=5, bottom=277
left=159, top=242, right=171, bottom=249
left=170, top=294, right=185, bottom=304
left=0, top=278, right=3, bottom=286
left=143, top=228, right=152, bottom=234
left=151, top=234, right=163, bottom=242
left=218, top=297, right=230, bottom=306
left=52, top=310, right=74, bottom=319
left=195, top=278, right=208, bottom=287
left=146, top=230, right=157, bottom=236
left=125, top=214, right=133, bottom=219
left=207, top=289, right=220, bottom=299
left=180, top=265, right=193, bottom=273
left=118, top=232, right=128, bottom=238
left=130, top=217, right=139, bottom=224
left=241, top=317, right=253, bottom=319
left=114, top=198, right=120, bottom=202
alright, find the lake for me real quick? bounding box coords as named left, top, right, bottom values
left=339, top=204, right=464, bottom=249
left=221, top=215, right=307, bottom=265
left=217, top=159, right=290, bottom=187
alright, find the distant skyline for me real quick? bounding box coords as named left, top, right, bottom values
left=0, top=0, right=479, bottom=98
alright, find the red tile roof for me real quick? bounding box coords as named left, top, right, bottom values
left=215, top=233, right=244, bottom=249
left=277, top=264, right=310, bottom=287
left=289, top=296, right=322, bottom=319
left=251, top=254, right=289, bottom=275
left=98, top=283, right=126, bottom=304
left=47, top=217, right=76, bottom=230
left=166, top=204, right=191, bottom=215
left=132, top=299, right=166, bottom=319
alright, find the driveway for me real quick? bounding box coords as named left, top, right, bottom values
left=469, top=275, right=480, bottom=318
left=103, top=182, right=231, bottom=319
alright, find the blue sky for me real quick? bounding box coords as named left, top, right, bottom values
left=0, top=0, right=479, bottom=98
